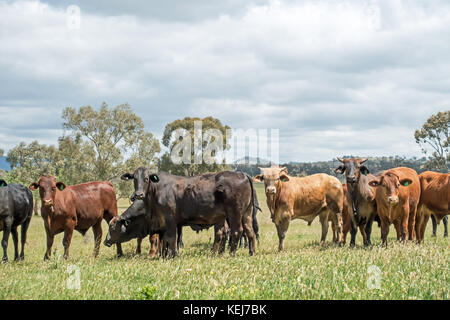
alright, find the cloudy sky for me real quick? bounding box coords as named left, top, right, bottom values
left=1, top=0, right=449, bottom=163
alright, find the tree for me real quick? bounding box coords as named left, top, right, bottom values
left=6, top=141, right=58, bottom=215
left=54, top=135, right=97, bottom=185
left=160, top=116, right=231, bottom=176
left=62, top=102, right=161, bottom=199
left=0, top=148, right=3, bottom=157
left=414, top=111, right=450, bottom=172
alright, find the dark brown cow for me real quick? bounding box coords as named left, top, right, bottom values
left=29, top=176, right=122, bottom=259
left=368, top=167, right=421, bottom=246
left=416, top=171, right=449, bottom=243
left=335, top=157, right=379, bottom=246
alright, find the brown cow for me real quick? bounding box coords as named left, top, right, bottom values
left=254, top=167, right=344, bottom=251
left=416, top=171, right=449, bottom=243
left=368, top=167, right=421, bottom=246
left=329, top=184, right=351, bottom=243
left=29, top=176, right=122, bottom=260
left=335, top=157, right=379, bottom=246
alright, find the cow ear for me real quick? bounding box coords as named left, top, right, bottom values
left=0, top=179, right=7, bottom=187
left=368, top=180, right=380, bottom=187
left=253, top=174, right=264, bottom=182
left=56, top=182, right=66, bottom=191
left=29, top=182, right=39, bottom=190
left=360, top=165, right=370, bottom=176
left=400, top=178, right=413, bottom=187
left=149, top=174, right=159, bottom=183
left=280, top=174, right=290, bottom=182
left=121, top=173, right=134, bottom=181
left=335, top=165, right=346, bottom=174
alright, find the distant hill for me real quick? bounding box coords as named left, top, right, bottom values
left=0, top=156, right=10, bottom=171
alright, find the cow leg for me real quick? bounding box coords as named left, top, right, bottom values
left=44, top=226, right=54, bottom=260
left=163, top=219, right=177, bottom=259
left=91, top=221, right=103, bottom=258
left=19, top=215, right=31, bottom=260
left=212, top=221, right=226, bottom=255
left=364, top=218, right=374, bottom=246
left=1, top=218, right=12, bottom=263
left=394, top=221, right=402, bottom=241
left=417, top=212, right=429, bottom=244
left=319, top=211, right=330, bottom=246
left=62, top=227, right=74, bottom=260
left=431, top=214, right=437, bottom=237
left=11, top=227, right=19, bottom=261
left=149, top=234, right=158, bottom=258
left=402, top=204, right=411, bottom=244
left=136, top=238, right=143, bottom=255
left=228, top=217, right=243, bottom=256
left=359, top=224, right=367, bottom=246
left=242, top=210, right=256, bottom=256
left=330, top=218, right=337, bottom=243
left=380, top=219, right=390, bottom=247
left=442, top=216, right=448, bottom=237
left=408, top=206, right=417, bottom=241
left=349, top=220, right=357, bottom=247
left=177, top=226, right=184, bottom=249
left=275, top=218, right=290, bottom=252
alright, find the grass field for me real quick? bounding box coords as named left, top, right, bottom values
left=0, top=183, right=448, bottom=300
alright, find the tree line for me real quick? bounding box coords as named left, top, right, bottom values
left=0, top=104, right=448, bottom=215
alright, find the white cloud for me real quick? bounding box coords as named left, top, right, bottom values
left=0, top=0, right=449, bottom=163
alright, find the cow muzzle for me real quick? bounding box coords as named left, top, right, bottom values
left=104, top=238, right=113, bottom=247
left=266, top=187, right=276, bottom=195
left=43, top=199, right=53, bottom=207
left=134, top=191, right=145, bottom=200
left=388, top=196, right=399, bottom=206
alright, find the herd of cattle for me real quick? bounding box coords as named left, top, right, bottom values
left=0, top=157, right=448, bottom=262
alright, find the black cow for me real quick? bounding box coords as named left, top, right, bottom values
left=104, top=199, right=160, bottom=257
left=0, top=179, right=33, bottom=262
left=120, top=169, right=259, bottom=258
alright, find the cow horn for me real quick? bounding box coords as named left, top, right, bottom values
left=337, top=157, right=345, bottom=163
left=360, top=158, right=368, bottom=163
left=279, top=167, right=287, bottom=173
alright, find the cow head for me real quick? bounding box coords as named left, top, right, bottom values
left=368, top=172, right=412, bottom=206
left=121, top=167, right=159, bottom=200
left=0, top=179, right=9, bottom=215
left=29, top=176, right=66, bottom=208
left=104, top=200, right=148, bottom=247
left=253, top=166, right=289, bottom=196
left=335, top=157, right=370, bottom=185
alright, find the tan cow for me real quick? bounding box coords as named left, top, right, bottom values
left=329, top=184, right=352, bottom=243
left=368, top=167, right=421, bottom=246
left=415, top=171, right=449, bottom=243
left=254, top=167, right=344, bottom=251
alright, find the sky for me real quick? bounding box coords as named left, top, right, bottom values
left=1, top=0, right=449, bottom=163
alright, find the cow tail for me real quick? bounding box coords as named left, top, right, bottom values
left=245, top=173, right=261, bottom=243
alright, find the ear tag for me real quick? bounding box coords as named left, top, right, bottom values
left=281, top=178, right=286, bottom=182
left=364, top=172, right=367, bottom=176
left=404, top=182, right=409, bottom=186
left=60, top=185, right=64, bottom=191
left=0, top=182, right=5, bottom=187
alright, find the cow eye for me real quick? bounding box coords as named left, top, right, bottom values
left=144, top=177, right=149, bottom=182
left=52, top=187, right=56, bottom=191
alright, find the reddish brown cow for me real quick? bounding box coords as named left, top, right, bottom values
left=416, top=171, right=449, bottom=243
left=368, top=167, right=421, bottom=246
left=30, top=176, right=122, bottom=259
